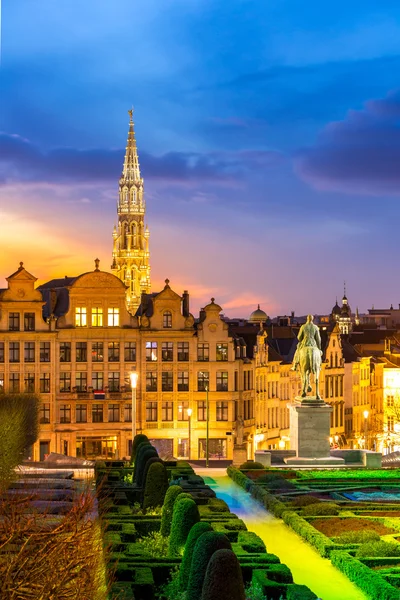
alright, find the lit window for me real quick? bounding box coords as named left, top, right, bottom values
left=146, top=342, right=158, bottom=362
left=75, top=307, right=87, bottom=327
left=216, top=343, right=228, bottom=361
left=92, top=307, right=103, bottom=327
left=163, top=311, right=172, bottom=328
left=108, top=308, right=119, bottom=327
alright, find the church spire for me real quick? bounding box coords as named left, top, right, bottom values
left=112, top=110, right=151, bottom=314
left=122, top=108, right=141, bottom=183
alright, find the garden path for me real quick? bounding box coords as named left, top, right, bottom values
left=195, top=468, right=367, bottom=600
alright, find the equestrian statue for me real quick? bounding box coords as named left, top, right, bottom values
left=292, top=315, right=323, bottom=399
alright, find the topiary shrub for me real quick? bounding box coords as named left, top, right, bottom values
left=302, top=502, right=339, bottom=516
left=186, top=531, right=232, bottom=600
left=264, top=479, right=296, bottom=491
left=160, top=485, right=183, bottom=537
left=356, top=541, right=400, bottom=558
left=239, top=461, right=265, bottom=470
left=201, top=548, right=245, bottom=600
left=290, top=496, right=321, bottom=508
left=335, top=530, right=380, bottom=544
left=131, top=433, right=149, bottom=463
left=134, top=445, right=158, bottom=486
left=142, top=461, right=169, bottom=510
left=168, top=498, right=200, bottom=557
left=179, top=522, right=213, bottom=590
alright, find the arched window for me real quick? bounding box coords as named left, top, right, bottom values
left=163, top=311, right=172, bottom=328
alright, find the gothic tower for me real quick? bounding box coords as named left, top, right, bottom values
left=111, top=110, right=151, bottom=313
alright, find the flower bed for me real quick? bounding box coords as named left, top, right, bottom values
left=309, top=517, right=396, bottom=538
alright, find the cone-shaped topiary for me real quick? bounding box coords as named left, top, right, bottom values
left=143, top=461, right=169, bottom=510
left=131, top=434, right=149, bottom=463
left=186, top=532, right=232, bottom=600
left=160, top=485, right=183, bottom=537
left=201, top=549, right=245, bottom=600
left=134, top=445, right=158, bottom=486
left=179, top=522, right=213, bottom=590
left=168, top=498, right=200, bottom=557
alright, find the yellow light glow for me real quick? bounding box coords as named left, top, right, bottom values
left=278, top=439, right=285, bottom=449
left=187, top=408, right=192, bottom=417
left=130, top=372, right=138, bottom=388
left=363, top=410, right=369, bottom=419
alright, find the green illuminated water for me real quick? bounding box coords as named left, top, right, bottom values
left=197, top=469, right=367, bottom=600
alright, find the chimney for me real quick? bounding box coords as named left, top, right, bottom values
left=182, top=290, right=190, bottom=317
left=140, top=292, right=149, bottom=315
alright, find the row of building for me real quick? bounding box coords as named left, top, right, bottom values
left=1, top=112, right=399, bottom=461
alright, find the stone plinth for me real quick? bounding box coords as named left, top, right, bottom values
left=255, top=450, right=271, bottom=467
left=285, top=397, right=344, bottom=466
left=232, top=444, right=248, bottom=467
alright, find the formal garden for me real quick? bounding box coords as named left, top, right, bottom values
left=96, top=435, right=317, bottom=599
left=229, top=462, right=400, bottom=600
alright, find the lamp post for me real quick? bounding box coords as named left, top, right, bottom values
left=206, top=384, right=209, bottom=468
left=130, top=372, right=138, bottom=449
left=363, top=409, right=369, bottom=450
left=187, top=408, right=192, bottom=461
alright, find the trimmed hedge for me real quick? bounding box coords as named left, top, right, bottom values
left=201, top=548, right=245, bottom=600
left=356, top=541, right=400, bottom=558
left=131, top=434, right=149, bottom=463
left=239, top=461, right=265, bottom=470
left=143, top=461, right=168, bottom=510
left=168, top=498, right=200, bottom=556
left=331, top=551, right=400, bottom=600
left=179, top=521, right=213, bottom=590
left=281, top=511, right=336, bottom=558
left=301, top=502, right=340, bottom=516
left=186, top=531, right=232, bottom=600
left=228, top=467, right=288, bottom=518
left=134, top=445, right=158, bottom=486
left=160, top=485, right=183, bottom=537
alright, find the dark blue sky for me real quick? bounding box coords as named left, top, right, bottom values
left=1, top=1, right=400, bottom=316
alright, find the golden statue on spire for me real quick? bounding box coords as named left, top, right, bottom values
left=128, top=107, right=133, bottom=122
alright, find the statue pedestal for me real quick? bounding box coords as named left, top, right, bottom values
left=285, top=397, right=345, bottom=466
left=232, top=444, right=248, bottom=467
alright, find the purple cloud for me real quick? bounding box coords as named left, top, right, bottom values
left=0, top=133, right=282, bottom=187
left=294, top=90, right=400, bottom=195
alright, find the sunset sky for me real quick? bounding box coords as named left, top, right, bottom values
left=1, top=1, right=400, bottom=317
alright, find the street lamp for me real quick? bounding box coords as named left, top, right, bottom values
left=363, top=410, right=369, bottom=450
left=130, top=372, right=138, bottom=448
left=205, top=384, right=209, bottom=468
left=187, top=408, right=192, bottom=460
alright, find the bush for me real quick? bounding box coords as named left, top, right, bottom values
left=134, top=445, right=158, bottom=486
left=331, top=551, right=400, bottom=600
left=143, top=461, right=169, bottom=510
left=186, top=532, right=232, bottom=600
left=168, top=498, right=200, bottom=556
left=179, top=521, right=213, bottom=590
left=356, top=541, right=400, bottom=558
left=159, top=567, right=186, bottom=600
left=335, top=530, right=380, bottom=544
left=290, top=496, right=321, bottom=508
left=264, top=479, right=296, bottom=491
left=139, top=531, right=169, bottom=557
left=281, top=511, right=335, bottom=557
left=0, top=393, right=39, bottom=490
left=131, top=433, right=149, bottom=463
left=239, top=461, right=265, bottom=470
left=201, top=548, right=245, bottom=600
left=302, top=502, right=339, bottom=516
left=160, top=485, right=183, bottom=537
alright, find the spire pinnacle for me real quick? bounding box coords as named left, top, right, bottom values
left=122, top=108, right=141, bottom=183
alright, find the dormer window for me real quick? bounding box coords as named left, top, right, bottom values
left=75, top=307, right=87, bottom=327
left=163, top=311, right=172, bottom=328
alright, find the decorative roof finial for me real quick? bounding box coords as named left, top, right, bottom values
left=94, top=258, right=100, bottom=271
left=19, top=261, right=24, bottom=269
left=211, top=297, right=215, bottom=303
left=165, top=278, right=170, bottom=287
left=128, top=107, right=133, bottom=122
